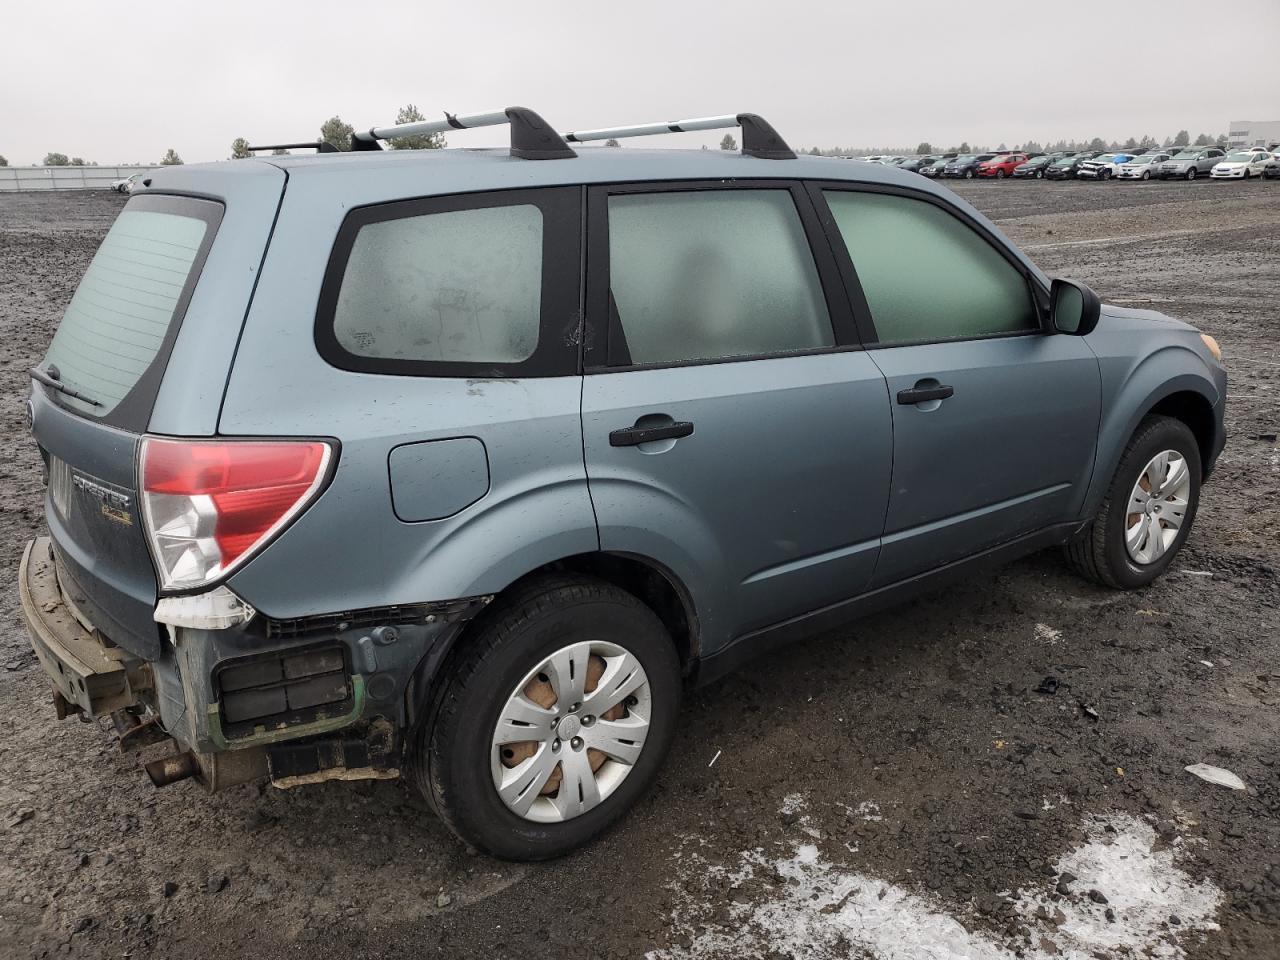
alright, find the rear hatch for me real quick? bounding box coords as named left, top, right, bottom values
left=29, top=165, right=283, bottom=660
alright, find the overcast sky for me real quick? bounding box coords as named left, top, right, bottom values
left=4, top=0, right=1278, bottom=165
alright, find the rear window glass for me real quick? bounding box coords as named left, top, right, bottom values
left=332, top=204, right=542, bottom=364
left=43, top=202, right=213, bottom=417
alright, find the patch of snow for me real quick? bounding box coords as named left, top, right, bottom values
left=778, top=793, right=807, bottom=816
left=1034, top=623, right=1062, bottom=644
left=649, top=814, right=1220, bottom=960
left=854, top=801, right=884, bottom=822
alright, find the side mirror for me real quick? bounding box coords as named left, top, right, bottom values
left=1050, top=278, right=1102, bottom=336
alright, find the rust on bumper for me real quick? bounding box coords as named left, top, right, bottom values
left=19, top=537, right=149, bottom=718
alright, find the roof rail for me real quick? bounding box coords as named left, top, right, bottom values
left=564, top=113, right=796, bottom=159
left=350, top=107, right=577, bottom=160
left=246, top=141, right=339, bottom=154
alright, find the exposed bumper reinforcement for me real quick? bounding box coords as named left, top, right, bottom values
left=19, top=537, right=149, bottom=717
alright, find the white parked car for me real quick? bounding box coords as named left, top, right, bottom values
left=109, top=173, right=147, bottom=194
left=1076, top=153, right=1133, bottom=180
left=1210, top=150, right=1270, bottom=179
left=1117, top=153, right=1172, bottom=180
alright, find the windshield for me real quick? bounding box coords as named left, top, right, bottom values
left=953, top=156, right=976, bottom=162
left=1225, top=152, right=1255, bottom=162
left=1172, top=151, right=1198, bottom=159
left=1129, top=156, right=1154, bottom=164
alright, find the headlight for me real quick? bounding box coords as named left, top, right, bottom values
left=1200, top=334, right=1222, bottom=363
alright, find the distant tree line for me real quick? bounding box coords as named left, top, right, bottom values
left=804, top=129, right=1230, bottom=157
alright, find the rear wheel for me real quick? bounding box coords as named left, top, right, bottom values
left=1065, top=416, right=1201, bottom=589
left=414, top=576, right=681, bottom=860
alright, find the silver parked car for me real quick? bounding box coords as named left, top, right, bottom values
left=1159, top=147, right=1226, bottom=180
left=21, top=106, right=1227, bottom=860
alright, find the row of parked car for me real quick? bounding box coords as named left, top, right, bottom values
left=860, top=146, right=1280, bottom=182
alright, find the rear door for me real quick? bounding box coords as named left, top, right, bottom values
left=580, top=182, right=893, bottom=646
left=813, top=184, right=1101, bottom=588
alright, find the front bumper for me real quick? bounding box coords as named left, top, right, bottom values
left=20, top=538, right=150, bottom=718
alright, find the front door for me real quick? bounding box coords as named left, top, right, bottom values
left=581, top=183, right=893, bottom=647
left=815, top=185, right=1101, bottom=588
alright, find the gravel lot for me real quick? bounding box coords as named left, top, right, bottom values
left=1, top=180, right=1277, bottom=960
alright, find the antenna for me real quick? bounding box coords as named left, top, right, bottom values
left=564, top=113, right=796, bottom=159
left=350, top=107, right=576, bottom=160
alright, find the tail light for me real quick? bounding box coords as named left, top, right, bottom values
left=139, top=438, right=333, bottom=592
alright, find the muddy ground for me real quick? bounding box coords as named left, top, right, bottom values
left=0, top=181, right=1277, bottom=960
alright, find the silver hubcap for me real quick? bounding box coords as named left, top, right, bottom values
left=490, top=641, right=651, bottom=823
left=1125, top=449, right=1192, bottom=565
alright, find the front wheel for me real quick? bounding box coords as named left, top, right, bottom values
left=1036, top=170, right=1044, bottom=179
left=1065, top=415, right=1201, bottom=589
left=965, top=170, right=975, bottom=179
left=1187, top=168, right=1197, bottom=180
left=1141, top=171, right=1151, bottom=181
left=414, top=576, right=681, bottom=860
left=996, top=169, right=1005, bottom=179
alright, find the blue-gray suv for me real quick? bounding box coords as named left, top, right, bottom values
left=20, top=108, right=1227, bottom=860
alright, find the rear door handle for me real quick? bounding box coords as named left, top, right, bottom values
left=609, top=421, right=694, bottom=447
left=896, top=384, right=954, bottom=405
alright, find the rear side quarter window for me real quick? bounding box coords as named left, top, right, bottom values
left=316, top=188, right=581, bottom=378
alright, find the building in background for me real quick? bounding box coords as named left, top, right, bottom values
left=1227, top=120, right=1280, bottom=149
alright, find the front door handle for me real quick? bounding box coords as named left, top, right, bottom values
left=897, top=384, right=954, bottom=405
left=609, top=420, right=694, bottom=447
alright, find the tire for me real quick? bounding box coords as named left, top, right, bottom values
left=965, top=170, right=975, bottom=179
left=996, top=169, right=1005, bottom=179
left=413, top=575, right=681, bottom=860
left=1187, top=168, right=1197, bottom=180
left=1141, top=171, right=1151, bottom=181
left=1065, top=415, right=1202, bottom=589
left=1036, top=170, right=1044, bottom=179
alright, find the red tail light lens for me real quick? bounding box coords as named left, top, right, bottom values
left=140, top=438, right=333, bottom=592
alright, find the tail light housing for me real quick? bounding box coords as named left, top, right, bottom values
left=139, top=438, right=333, bottom=592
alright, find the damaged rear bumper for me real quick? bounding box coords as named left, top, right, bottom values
left=19, top=537, right=150, bottom=718
left=20, top=534, right=489, bottom=790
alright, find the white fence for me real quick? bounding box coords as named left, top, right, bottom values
left=0, top=166, right=160, bottom=192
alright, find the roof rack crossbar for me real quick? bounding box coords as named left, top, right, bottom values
left=351, top=106, right=577, bottom=160
left=246, top=141, right=338, bottom=154
left=564, top=113, right=796, bottom=160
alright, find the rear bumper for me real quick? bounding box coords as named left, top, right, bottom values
left=20, top=537, right=150, bottom=718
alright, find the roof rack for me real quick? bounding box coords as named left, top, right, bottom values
left=564, top=113, right=796, bottom=159
left=351, top=106, right=577, bottom=160
left=245, top=141, right=338, bottom=154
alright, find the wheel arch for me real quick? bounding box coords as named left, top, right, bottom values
left=1084, top=366, right=1220, bottom=520
left=405, top=551, right=701, bottom=728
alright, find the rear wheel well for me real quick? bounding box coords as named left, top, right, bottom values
left=1147, top=391, right=1215, bottom=476
left=482, top=555, right=696, bottom=671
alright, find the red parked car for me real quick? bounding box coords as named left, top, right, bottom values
left=977, top=153, right=1030, bottom=179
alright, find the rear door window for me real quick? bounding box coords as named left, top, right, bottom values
left=602, top=189, right=834, bottom=365
left=41, top=194, right=221, bottom=425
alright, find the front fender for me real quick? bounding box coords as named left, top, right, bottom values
left=1082, top=343, right=1222, bottom=518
